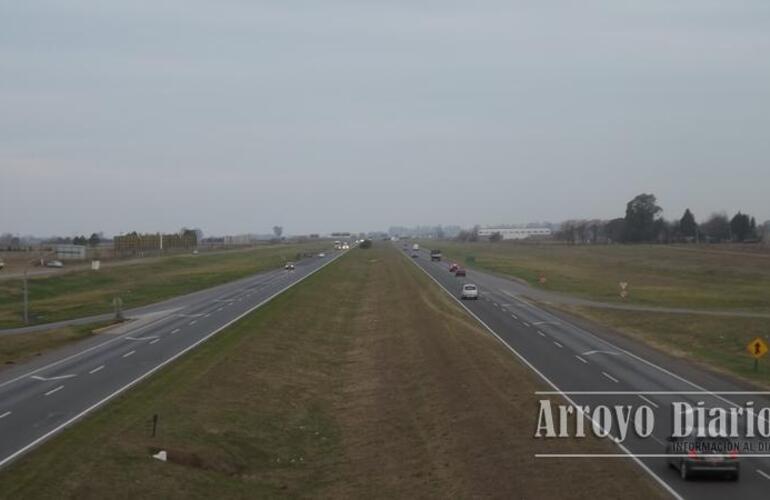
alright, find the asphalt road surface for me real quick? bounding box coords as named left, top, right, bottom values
left=0, top=250, right=342, bottom=469
left=404, top=245, right=770, bottom=500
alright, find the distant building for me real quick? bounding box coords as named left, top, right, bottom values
left=55, top=244, right=87, bottom=260
left=113, top=231, right=197, bottom=256
left=478, top=226, right=552, bottom=240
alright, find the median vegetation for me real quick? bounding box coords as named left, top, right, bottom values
left=0, top=246, right=664, bottom=499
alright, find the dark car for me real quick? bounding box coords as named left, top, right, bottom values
left=455, top=268, right=466, bottom=277
left=449, top=263, right=459, bottom=273
left=666, top=434, right=739, bottom=480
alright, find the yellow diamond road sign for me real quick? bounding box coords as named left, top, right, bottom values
left=747, top=337, right=769, bottom=359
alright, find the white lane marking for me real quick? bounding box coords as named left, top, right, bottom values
left=89, top=365, right=105, bottom=374
left=575, top=355, right=588, bottom=364
left=176, top=313, right=204, bottom=318
left=638, top=395, right=659, bottom=409
left=0, top=411, right=11, bottom=419
left=204, top=313, right=211, bottom=318
left=532, top=321, right=560, bottom=326
left=149, top=339, right=159, bottom=345
left=553, top=341, right=563, bottom=349
left=0, top=310, right=177, bottom=391
left=216, top=308, right=223, bottom=312
left=757, top=469, right=770, bottom=481
left=44, top=386, right=64, bottom=396
left=122, top=350, right=136, bottom=358
left=30, top=374, right=76, bottom=382
left=602, top=371, right=620, bottom=383
left=402, top=252, right=684, bottom=500
left=511, top=314, right=518, bottom=320
left=171, top=328, right=180, bottom=334
left=537, top=331, right=546, bottom=337
left=582, top=350, right=620, bottom=356
left=125, top=336, right=158, bottom=341
left=0, top=251, right=346, bottom=472
left=522, top=322, right=530, bottom=327
left=188, top=320, right=197, bottom=325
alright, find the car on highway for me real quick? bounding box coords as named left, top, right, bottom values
left=454, top=268, right=466, bottom=277
left=666, top=433, right=740, bottom=481
left=0, top=259, right=4, bottom=271
left=449, top=263, right=459, bottom=273
left=284, top=262, right=295, bottom=271
left=46, top=260, right=64, bottom=268
left=461, top=284, right=479, bottom=300
left=318, top=252, right=326, bottom=258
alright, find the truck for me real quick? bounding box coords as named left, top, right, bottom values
left=430, top=249, right=442, bottom=261
left=412, top=243, right=419, bottom=251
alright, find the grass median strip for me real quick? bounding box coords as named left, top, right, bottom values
left=0, top=245, right=666, bottom=499
left=0, top=321, right=116, bottom=368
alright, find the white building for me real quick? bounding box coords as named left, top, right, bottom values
left=55, top=244, right=87, bottom=260
left=478, top=226, right=552, bottom=240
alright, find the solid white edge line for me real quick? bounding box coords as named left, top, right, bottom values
left=400, top=248, right=684, bottom=500
left=0, top=250, right=345, bottom=470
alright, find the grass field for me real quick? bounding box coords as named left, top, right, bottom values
left=0, top=245, right=664, bottom=499
left=0, top=243, right=325, bottom=328
left=0, top=321, right=116, bottom=368
left=427, top=241, right=770, bottom=312
left=563, top=305, right=770, bottom=386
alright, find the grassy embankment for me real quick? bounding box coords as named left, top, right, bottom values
left=0, top=243, right=325, bottom=329
left=427, top=240, right=770, bottom=384
left=0, top=244, right=664, bottom=499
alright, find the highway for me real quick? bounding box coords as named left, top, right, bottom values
left=403, top=245, right=770, bottom=500
left=0, top=250, right=342, bottom=469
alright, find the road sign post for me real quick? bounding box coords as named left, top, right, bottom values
left=747, top=337, right=768, bottom=372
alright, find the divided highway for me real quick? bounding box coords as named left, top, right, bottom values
left=404, top=245, right=770, bottom=500
left=0, top=251, right=342, bottom=469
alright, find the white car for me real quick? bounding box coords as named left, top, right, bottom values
left=46, top=260, right=64, bottom=268
left=461, top=284, right=479, bottom=300
left=318, top=253, right=326, bottom=258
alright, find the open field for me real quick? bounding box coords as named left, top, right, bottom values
left=427, top=241, right=770, bottom=312
left=0, top=243, right=325, bottom=329
left=0, top=245, right=664, bottom=499
left=0, top=321, right=116, bottom=368
left=562, top=305, right=770, bottom=386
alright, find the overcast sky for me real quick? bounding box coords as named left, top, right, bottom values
left=2, top=1, right=769, bottom=237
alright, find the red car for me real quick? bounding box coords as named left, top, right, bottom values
left=455, top=268, right=467, bottom=277
left=449, top=263, right=459, bottom=273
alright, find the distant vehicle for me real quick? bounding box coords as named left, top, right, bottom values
left=430, top=249, right=442, bottom=261
left=284, top=262, right=295, bottom=271
left=449, top=263, right=459, bottom=273
left=461, top=284, right=479, bottom=300
left=411, top=251, right=419, bottom=258
left=0, top=260, right=4, bottom=271
left=412, top=243, right=420, bottom=251
left=666, top=433, right=739, bottom=480
left=192, top=249, right=199, bottom=255
left=342, top=243, right=350, bottom=250
left=454, top=268, right=466, bottom=277
left=46, top=260, right=64, bottom=268
left=318, top=252, right=326, bottom=258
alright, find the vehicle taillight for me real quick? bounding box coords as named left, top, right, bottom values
left=688, top=448, right=699, bottom=460
left=729, top=448, right=738, bottom=459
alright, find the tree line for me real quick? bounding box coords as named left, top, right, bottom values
left=555, top=193, right=764, bottom=244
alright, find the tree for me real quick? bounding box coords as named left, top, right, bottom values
left=489, top=231, right=503, bottom=242
left=88, top=233, right=101, bottom=247
left=680, top=209, right=698, bottom=240
left=702, top=213, right=730, bottom=242
left=730, top=212, right=751, bottom=242
left=272, top=226, right=283, bottom=239
left=605, top=218, right=626, bottom=243
left=359, top=239, right=372, bottom=249
left=624, top=194, right=662, bottom=242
